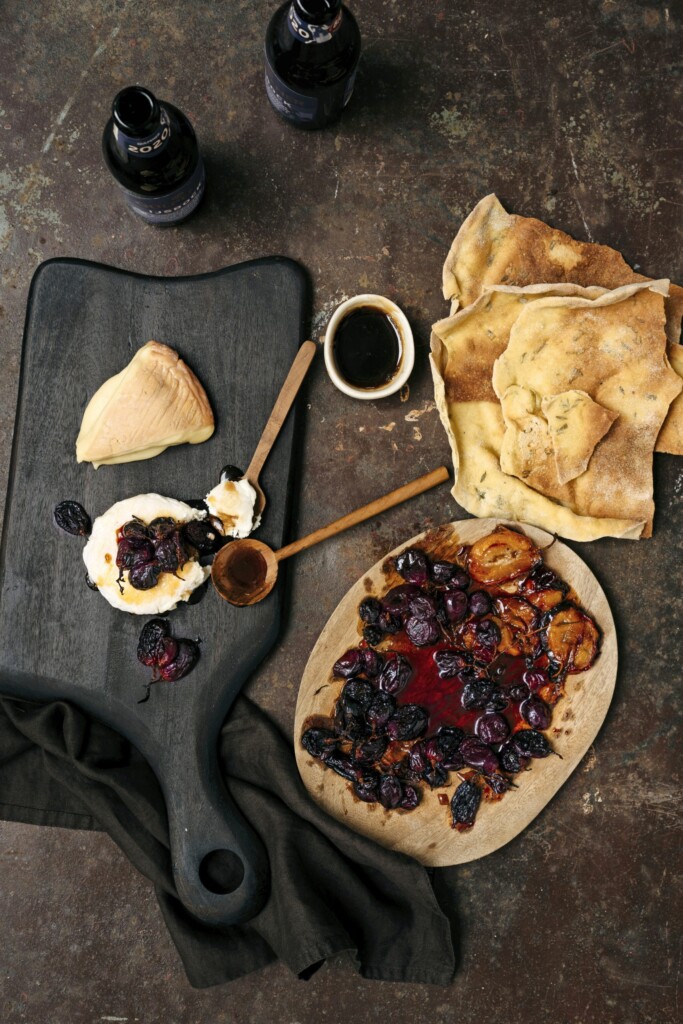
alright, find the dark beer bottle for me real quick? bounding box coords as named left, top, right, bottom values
left=265, top=0, right=361, bottom=129
left=102, top=86, right=205, bottom=224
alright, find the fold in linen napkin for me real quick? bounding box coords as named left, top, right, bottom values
left=0, top=693, right=457, bottom=988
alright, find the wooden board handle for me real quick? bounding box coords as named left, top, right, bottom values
left=276, top=466, right=450, bottom=562
left=246, top=340, right=317, bottom=483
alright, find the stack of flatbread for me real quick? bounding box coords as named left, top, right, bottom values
left=430, top=195, right=683, bottom=540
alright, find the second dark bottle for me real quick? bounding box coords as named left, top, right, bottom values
left=265, top=0, right=361, bottom=129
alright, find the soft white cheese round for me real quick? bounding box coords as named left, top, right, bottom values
left=83, top=494, right=210, bottom=615
left=205, top=478, right=261, bottom=538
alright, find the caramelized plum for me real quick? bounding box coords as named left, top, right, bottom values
left=467, top=527, right=541, bottom=585
left=543, top=603, right=601, bottom=674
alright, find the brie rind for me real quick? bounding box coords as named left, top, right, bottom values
left=76, top=341, right=214, bottom=468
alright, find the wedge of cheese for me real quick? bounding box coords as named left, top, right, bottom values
left=76, top=341, right=214, bottom=468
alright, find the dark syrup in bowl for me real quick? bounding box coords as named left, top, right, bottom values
left=332, top=306, right=403, bottom=389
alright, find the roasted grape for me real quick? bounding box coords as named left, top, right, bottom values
left=460, top=737, right=499, bottom=774
left=137, top=618, right=170, bottom=667
left=182, top=519, right=223, bottom=554
left=128, top=561, right=162, bottom=590
left=362, top=624, right=383, bottom=647
left=433, top=649, right=469, bottom=679
left=354, top=772, right=380, bottom=803
left=53, top=500, right=91, bottom=537
left=378, top=774, right=403, bottom=809
left=395, top=548, right=429, bottom=586
left=366, top=691, right=396, bottom=730
left=378, top=653, right=413, bottom=695
left=386, top=704, right=429, bottom=742
left=475, top=712, right=510, bottom=745
left=451, top=779, right=481, bottom=826
left=358, top=597, right=381, bottom=623
left=301, top=727, right=338, bottom=761
left=400, top=785, right=420, bottom=810
left=513, top=729, right=552, bottom=758
left=442, top=589, right=468, bottom=624
left=468, top=590, right=492, bottom=618
left=520, top=695, right=551, bottom=730
left=461, top=679, right=493, bottom=710
left=333, top=648, right=364, bottom=678
left=405, top=615, right=440, bottom=647
left=158, top=639, right=199, bottom=682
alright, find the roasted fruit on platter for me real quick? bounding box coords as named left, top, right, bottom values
left=300, top=526, right=601, bottom=829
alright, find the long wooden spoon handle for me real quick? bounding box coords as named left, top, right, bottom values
left=246, top=340, right=317, bottom=483
left=275, top=466, right=450, bottom=563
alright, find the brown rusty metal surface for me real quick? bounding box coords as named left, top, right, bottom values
left=0, top=1, right=681, bottom=1021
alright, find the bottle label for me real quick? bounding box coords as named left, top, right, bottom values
left=114, top=108, right=172, bottom=156
left=119, top=158, right=206, bottom=224
left=288, top=5, right=342, bottom=43
left=265, top=60, right=356, bottom=126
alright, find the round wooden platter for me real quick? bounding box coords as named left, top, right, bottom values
left=294, top=519, right=617, bottom=867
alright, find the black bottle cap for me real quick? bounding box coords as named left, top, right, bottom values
left=112, top=86, right=160, bottom=136
left=295, top=0, right=342, bottom=24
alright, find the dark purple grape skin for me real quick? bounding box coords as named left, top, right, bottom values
left=487, top=773, right=511, bottom=795
left=408, top=742, right=428, bottom=774
left=485, top=690, right=509, bottom=713
left=395, top=548, right=430, bottom=586
left=301, top=727, right=339, bottom=761
left=361, top=648, right=383, bottom=678
left=382, top=584, right=421, bottom=620
left=459, top=737, right=499, bottom=774
left=353, top=735, right=389, bottom=764
left=475, top=712, right=510, bottom=745
left=53, top=500, right=91, bottom=537
left=116, top=537, right=155, bottom=570
left=85, top=572, right=98, bottom=591
left=461, top=679, right=493, bottom=710
left=422, top=737, right=442, bottom=762
left=378, top=653, right=413, bottom=695
left=386, top=704, right=429, bottom=742
left=508, top=684, right=531, bottom=703
left=148, top=517, right=176, bottom=540
left=436, top=725, right=465, bottom=760
left=154, top=535, right=183, bottom=573
left=182, top=519, right=223, bottom=554
left=405, top=616, right=440, bottom=647
left=219, top=464, right=243, bottom=483
left=354, top=773, right=380, bottom=803
left=378, top=774, right=403, bottom=809
left=442, top=589, right=468, bottom=624
left=520, top=696, right=551, bottom=730
left=468, top=590, right=492, bottom=618
left=363, top=624, right=384, bottom=647
left=400, top=785, right=420, bottom=810
left=433, top=649, right=469, bottom=679
left=156, top=636, right=179, bottom=669
left=341, top=678, right=375, bottom=711
left=333, top=649, right=364, bottom=678
left=128, top=561, right=162, bottom=590
left=137, top=618, right=170, bottom=667
left=158, top=639, right=199, bottom=682
left=451, top=779, right=481, bottom=826
left=442, top=750, right=466, bottom=771
left=499, top=742, right=524, bottom=774
left=326, top=754, right=359, bottom=782
left=378, top=610, right=402, bottom=635
left=120, top=518, right=150, bottom=541
left=358, top=597, right=381, bottom=624
left=408, top=592, right=439, bottom=620
left=475, top=618, right=501, bottom=648
left=334, top=705, right=371, bottom=742
left=513, top=729, right=552, bottom=758
left=430, top=561, right=469, bottom=589
left=423, top=764, right=449, bottom=789
left=366, top=692, right=396, bottom=730
left=523, top=669, right=547, bottom=693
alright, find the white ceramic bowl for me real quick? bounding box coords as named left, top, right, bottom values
left=323, top=293, right=415, bottom=400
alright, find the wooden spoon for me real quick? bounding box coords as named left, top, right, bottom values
left=211, top=466, right=450, bottom=606
left=242, top=339, right=317, bottom=520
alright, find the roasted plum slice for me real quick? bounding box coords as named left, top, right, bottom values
left=493, top=596, right=539, bottom=655
left=467, top=526, right=541, bottom=586
left=543, top=603, right=601, bottom=674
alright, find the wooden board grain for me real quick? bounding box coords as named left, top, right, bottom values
left=294, top=519, right=617, bottom=866
left=0, top=257, right=309, bottom=924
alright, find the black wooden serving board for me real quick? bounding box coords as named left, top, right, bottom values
left=0, top=257, right=309, bottom=926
